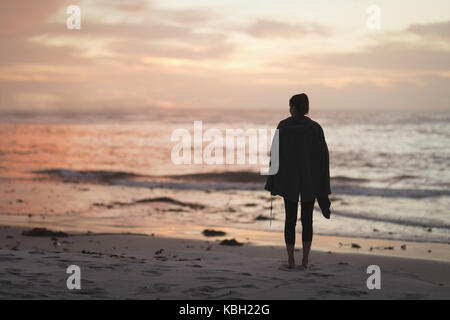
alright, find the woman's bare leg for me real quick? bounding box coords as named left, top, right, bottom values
left=286, top=244, right=295, bottom=268
left=302, top=241, right=311, bottom=268
left=300, top=199, right=314, bottom=268
left=283, top=197, right=298, bottom=268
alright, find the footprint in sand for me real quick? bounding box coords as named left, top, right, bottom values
left=85, top=263, right=113, bottom=270
left=5, top=268, right=23, bottom=276
left=0, top=279, right=13, bottom=287
left=28, top=251, right=46, bottom=255
left=320, top=285, right=368, bottom=297
left=183, top=285, right=217, bottom=297
left=70, top=286, right=109, bottom=298
left=404, top=293, right=425, bottom=300
left=308, top=272, right=334, bottom=278
left=211, top=290, right=244, bottom=299
left=190, top=264, right=203, bottom=268
left=295, top=277, right=317, bottom=284
left=305, top=264, right=320, bottom=271
left=142, top=269, right=164, bottom=277
left=42, top=255, right=63, bottom=259
left=317, top=289, right=335, bottom=296
left=215, top=269, right=235, bottom=273
left=20, top=272, right=47, bottom=279
left=279, top=264, right=321, bottom=272
left=108, top=263, right=128, bottom=268
left=152, top=262, right=174, bottom=271
left=0, top=254, right=23, bottom=262
left=0, top=279, right=28, bottom=290
left=278, top=266, right=296, bottom=271
left=38, top=278, right=54, bottom=287
left=196, top=276, right=235, bottom=283
left=339, top=289, right=368, bottom=297
left=138, top=283, right=176, bottom=295
left=82, top=279, right=96, bottom=285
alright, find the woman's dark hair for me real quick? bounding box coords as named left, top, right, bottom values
left=289, top=93, right=309, bottom=115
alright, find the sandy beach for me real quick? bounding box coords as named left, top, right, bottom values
left=1, top=223, right=449, bottom=299
left=1, top=177, right=450, bottom=299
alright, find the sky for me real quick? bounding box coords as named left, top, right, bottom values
left=0, top=0, right=449, bottom=114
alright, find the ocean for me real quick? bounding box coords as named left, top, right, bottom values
left=1, top=108, right=449, bottom=243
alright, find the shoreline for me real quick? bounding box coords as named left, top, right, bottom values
left=1, top=215, right=449, bottom=263
left=1, top=178, right=449, bottom=247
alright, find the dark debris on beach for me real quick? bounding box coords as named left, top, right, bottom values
left=22, top=228, right=68, bottom=238
left=220, top=238, right=244, bottom=246
left=202, top=229, right=226, bottom=237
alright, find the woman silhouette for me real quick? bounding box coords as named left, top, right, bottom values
left=265, top=93, right=331, bottom=269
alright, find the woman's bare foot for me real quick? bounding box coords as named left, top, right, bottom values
left=302, top=241, right=311, bottom=268
left=288, top=258, right=296, bottom=268
left=302, top=258, right=308, bottom=268
left=285, top=244, right=295, bottom=269
left=282, top=261, right=296, bottom=269
left=281, top=256, right=296, bottom=269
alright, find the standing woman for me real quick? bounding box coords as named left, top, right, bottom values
left=265, top=93, right=331, bottom=269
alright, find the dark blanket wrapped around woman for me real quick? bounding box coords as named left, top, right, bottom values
left=265, top=115, right=331, bottom=219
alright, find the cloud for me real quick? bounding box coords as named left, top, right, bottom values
left=312, top=75, right=450, bottom=111
left=0, top=0, right=234, bottom=67
left=305, top=42, right=450, bottom=71
left=103, top=0, right=150, bottom=12
left=241, top=18, right=331, bottom=38
left=0, top=2, right=449, bottom=113
left=112, top=39, right=235, bottom=61
left=156, top=8, right=217, bottom=25
left=406, top=20, right=450, bottom=42
left=0, top=33, right=96, bottom=67
left=0, top=0, right=65, bottom=35
left=266, top=21, right=450, bottom=88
